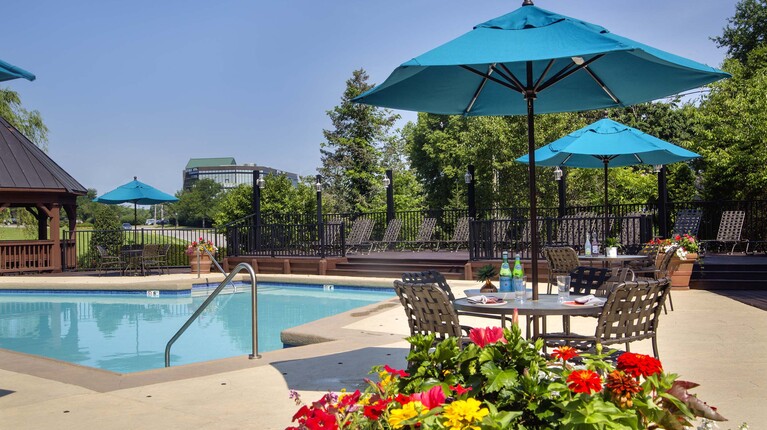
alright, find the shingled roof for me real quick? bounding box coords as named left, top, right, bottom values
left=0, top=116, right=86, bottom=194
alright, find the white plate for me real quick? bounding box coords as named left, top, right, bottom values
left=562, top=300, right=602, bottom=307
left=473, top=300, right=507, bottom=306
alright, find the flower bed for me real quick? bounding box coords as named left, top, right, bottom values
left=289, top=315, right=727, bottom=429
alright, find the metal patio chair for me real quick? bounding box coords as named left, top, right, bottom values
left=701, top=210, right=747, bottom=254
left=95, top=245, right=123, bottom=276
left=399, top=217, right=437, bottom=251
left=346, top=218, right=375, bottom=254
left=436, top=217, right=470, bottom=252
left=366, top=219, right=402, bottom=253
left=670, top=209, right=703, bottom=237
left=542, top=246, right=581, bottom=294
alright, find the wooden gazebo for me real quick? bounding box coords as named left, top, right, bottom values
left=0, top=116, right=86, bottom=274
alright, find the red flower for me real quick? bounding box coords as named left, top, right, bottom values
left=617, top=352, right=663, bottom=378
left=468, top=326, right=507, bottom=347
left=338, top=390, right=361, bottom=409
left=551, top=346, right=579, bottom=361
left=567, top=370, right=602, bottom=394
left=394, top=393, right=412, bottom=405
left=363, top=398, right=391, bottom=420
left=449, top=384, right=472, bottom=395
left=383, top=365, right=409, bottom=378
left=410, top=385, right=446, bottom=409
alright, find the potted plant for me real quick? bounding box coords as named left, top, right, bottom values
left=186, top=237, right=218, bottom=274
left=649, top=234, right=700, bottom=289
left=604, top=237, right=620, bottom=257
left=477, top=264, right=497, bottom=293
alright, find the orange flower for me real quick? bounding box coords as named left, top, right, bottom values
left=617, top=352, right=663, bottom=378
left=551, top=346, right=579, bottom=361
left=566, top=370, right=602, bottom=394
left=606, top=370, right=641, bottom=408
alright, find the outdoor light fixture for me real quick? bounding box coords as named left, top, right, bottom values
left=653, top=165, right=663, bottom=173
left=315, top=179, right=323, bottom=192
left=256, top=175, right=265, bottom=189
left=554, top=166, right=563, bottom=181
left=464, top=171, right=473, bottom=184
left=382, top=175, right=391, bottom=188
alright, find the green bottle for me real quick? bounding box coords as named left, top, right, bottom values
left=512, top=254, right=525, bottom=301
left=512, top=254, right=524, bottom=279
left=499, top=251, right=512, bottom=292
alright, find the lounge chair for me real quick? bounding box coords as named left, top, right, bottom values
left=701, top=210, right=747, bottom=254
left=436, top=217, right=469, bottom=252
left=670, top=209, right=703, bottom=237
left=366, top=219, right=402, bottom=253
left=399, top=217, right=437, bottom=251
left=346, top=218, right=375, bottom=254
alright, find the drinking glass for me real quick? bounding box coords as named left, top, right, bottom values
left=513, top=276, right=527, bottom=302
left=556, top=275, right=571, bottom=303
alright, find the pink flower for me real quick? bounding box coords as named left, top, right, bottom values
left=410, top=386, right=446, bottom=409
left=469, top=327, right=507, bottom=348
left=383, top=365, right=409, bottom=378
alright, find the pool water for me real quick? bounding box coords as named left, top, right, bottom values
left=0, top=284, right=394, bottom=373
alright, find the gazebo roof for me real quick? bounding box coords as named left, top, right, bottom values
left=0, top=116, right=86, bottom=194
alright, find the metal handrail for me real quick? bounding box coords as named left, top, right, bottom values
left=164, top=251, right=260, bottom=367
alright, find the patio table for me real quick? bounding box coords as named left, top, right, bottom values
left=453, top=294, right=603, bottom=338
left=578, top=254, right=648, bottom=268
left=120, top=246, right=145, bottom=276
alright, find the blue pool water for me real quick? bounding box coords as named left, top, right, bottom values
left=0, top=283, right=394, bottom=373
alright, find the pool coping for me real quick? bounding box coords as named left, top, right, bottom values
left=0, top=274, right=464, bottom=392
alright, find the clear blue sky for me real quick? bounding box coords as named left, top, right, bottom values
left=1, top=0, right=736, bottom=196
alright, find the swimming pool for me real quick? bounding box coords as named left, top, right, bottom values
left=0, top=283, right=394, bottom=373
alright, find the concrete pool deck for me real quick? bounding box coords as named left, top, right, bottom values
left=1, top=274, right=765, bottom=428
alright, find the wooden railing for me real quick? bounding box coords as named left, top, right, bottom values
left=0, top=240, right=55, bottom=274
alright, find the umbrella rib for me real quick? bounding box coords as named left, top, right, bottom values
left=538, top=54, right=604, bottom=93
left=496, top=64, right=526, bottom=93
left=582, top=66, right=621, bottom=104
left=464, top=64, right=495, bottom=115
left=533, top=59, right=556, bottom=92
left=460, top=65, right=523, bottom=94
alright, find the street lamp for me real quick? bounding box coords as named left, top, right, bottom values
left=315, top=175, right=324, bottom=257
left=466, top=165, right=476, bottom=220
left=256, top=175, right=265, bottom=189
left=553, top=166, right=563, bottom=181
left=555, top=166, right=566, bottom=218
left=464, top=171, right=473, bottom=184
left=384, top=170, right=394, bottom=224
left=382, top=175, right=391, bottom=188
left=252, top=171, right=266, bottom=252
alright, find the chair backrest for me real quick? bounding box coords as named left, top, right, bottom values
left=671, top=209, right=703, bottom=237
left=346, top=218, right=373, bottom=246
left=716, top=211, right=745, bottom=241
left=142, top=244, right=161, bottom=258
left=381, top=219, right=402, bottom=243
left=96, top=245, right=111, bottom=258
left=655, top=245, right=679, bottom=278
left=393, top=280, right=462, bottom=341
left=568, top=266, right=611, bottom=295
left=594, top=277, right=670, bottom=351
left=543, top=247, right=580, bottom=274
left=415, top=217, right=437, bottom=242
left=160, top=243, right=171, bottom=256
left=401, top=270, right=455, bottom=302
left=596, top=267, right=635, bottom=297
left=451, top=217, right=470, bottom=242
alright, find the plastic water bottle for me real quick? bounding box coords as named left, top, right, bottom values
left=584, top=232, right=592, bottom=256
left=499, top=251, right=512, bottom=292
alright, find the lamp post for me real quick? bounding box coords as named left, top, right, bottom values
left=252, top=171, right=265, bottom=252
left=384, top=169, right=394, bottom=225
left=656, top=165, right=669, bottom=238
left=554, top=166, right=566, bottom=218
left=315, top=175, right=324, bottom=257
left=465, top=165, right=476, bottom=220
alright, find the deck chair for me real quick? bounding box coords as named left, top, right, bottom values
left=140, top=244, right=163, bottom=275
left=95, top=245, right=122, bottom=276
left=346, top=218, right=375, bottom=254
left=701, top=211, right=747, bottom=254
left=436, top=217, right=469, bottom=252
left=671, top=209, right=703, bottom=237
left=626, top=243, right=660, bottom=278
left=393, top=280, right=470, bottom=352
left=399, top=217, right=437, bottom=251
left=542, top=277, right=671, bottom=359
left=542, top=247, right=581, bottom=294
left=366, top=219, right=401, bottom=253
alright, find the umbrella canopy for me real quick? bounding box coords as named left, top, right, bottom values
left=94, top=177, right=178, bottom=223
left=517, top=118, right=701, bottom=244
left=353, top=1, right=728, bottom=300
left=0, top=59, right=35, bottom=83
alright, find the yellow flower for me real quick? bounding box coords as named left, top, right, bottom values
left=388, top=401, right=424, bottom=429
left=442, top=398, right=489, bottom=430
left=378, top=372, right=395, bottom=391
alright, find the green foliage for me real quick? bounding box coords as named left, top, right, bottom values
left=476, top=264, right=497, bottom=281
left=91, top=205, right=123, bottom=252
left=0, top=88, right=48, bottom=151
left=213, top=175, right=318, bottom=226
left=320, top=69, right=401, bottom=213
left=174, top=179, right=223, bottom=227
left=713, top=0, right=767, bottom=65
left=75, top=189, right=99, bottom=224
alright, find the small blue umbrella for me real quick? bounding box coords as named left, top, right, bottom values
left=94, top=177, right=178, bottom=223
left=0, top=59, right=35, bottom=83
left=354, top=1, right=727, bottom=297
left=516, top=118, right=701, bottom=241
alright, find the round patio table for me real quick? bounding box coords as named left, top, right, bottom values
left=578, top=254, right=648, bottom=268
left=453, top=294, right=603, bottom=338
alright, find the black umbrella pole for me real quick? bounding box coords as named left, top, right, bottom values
left=526, top=90, right=539, bottom=302
left=604, top=161, right=609, bottom=247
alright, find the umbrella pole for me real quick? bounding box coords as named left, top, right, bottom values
left=603, top=160, right=609, bottom=248
left=525, top=63, right=539, bottom=303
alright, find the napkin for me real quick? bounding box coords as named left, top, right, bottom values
left=467, top=295, right=503, bottom=304
left=574, top=295, right=605, bottom=305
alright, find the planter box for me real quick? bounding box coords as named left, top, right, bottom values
left=656, top=252, right=697, bottom=290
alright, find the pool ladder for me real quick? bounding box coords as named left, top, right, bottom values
left=164, top=249, right=261, bottom=367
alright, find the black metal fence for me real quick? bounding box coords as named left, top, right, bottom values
left=225, top=214, right=346, bottom=258
left=67, top=227, right=225, bottom=270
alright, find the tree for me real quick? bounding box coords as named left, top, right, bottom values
left=713, top=0, right=767, bottom=65
left=0, top=88, right=48, bottom=150
left=319, top=69, right=400, bottom=213
left=213, top=175, right=317, bottom=227
left=76, top=189, right=99, bottom=224
left=174, top=179, right=223, bottom=227
left=91, top=204, right=123, bottom=252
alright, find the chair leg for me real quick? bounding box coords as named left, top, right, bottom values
left=667, top=290, right=674, bottom=311
left=652, top=336, right=659, bottom=359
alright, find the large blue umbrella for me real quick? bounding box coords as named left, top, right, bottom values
left=94, top=177, right=178, bottom=223
left=516, top=117, right=702, bottom=243
left=0, top=59, right=35, bottom=82
left=354, top=1, right=727, bottom=298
